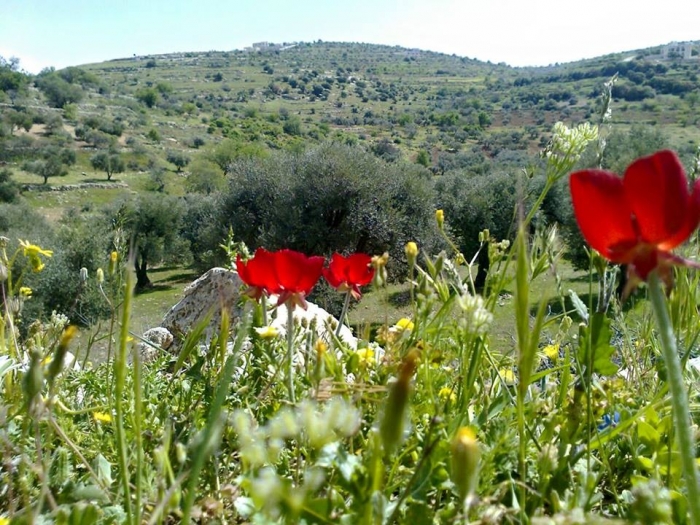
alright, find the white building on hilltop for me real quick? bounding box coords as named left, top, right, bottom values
left=662, top=41, right=694, bottom=60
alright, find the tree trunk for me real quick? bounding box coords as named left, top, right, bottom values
left=474, top=245, right=490, bottom=292
left=135, top=254, right=151, bottom=290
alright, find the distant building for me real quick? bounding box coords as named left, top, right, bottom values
left=251, top=42, right=282, bottom=52
left=663, top=41, right=693, bottom=60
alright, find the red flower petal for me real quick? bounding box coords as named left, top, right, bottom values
left=273, top=249, right=323, bottom=295
left=323, top=253, right=374, bottom=296
left=236, top=248, right=279, bottom=294
left=295, top=255, right=325, bottom=294
left=659, top=178, right=700, bottom=250
left=569, top=169, right=637, bottom=262
left=345, top=253, right=374, bottom=286
left=323, top=254, right=345, bottom=289
left=623, top=150, right=689, bottom=245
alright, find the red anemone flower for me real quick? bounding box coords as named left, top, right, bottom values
left=272, top=249, right=325, bottom=309
left=237, top=248, right=324, bottom=308
left=236, top=248, right=280, bottom=299
left=323, top=253, right=375, bottom=300
left=569, top=149, right=700, bottom=292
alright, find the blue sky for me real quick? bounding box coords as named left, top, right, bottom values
left=2, top=0, right=699, bottom=73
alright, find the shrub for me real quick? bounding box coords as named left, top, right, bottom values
left=35, top=73, right=84, bottom=108
left=0, top=168, right=20, bottom=203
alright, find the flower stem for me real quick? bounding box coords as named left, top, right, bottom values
left=335, top=291, right=352, bottom=338
left=114, top=258, right=134, bottom=525
left=287, top=303, right=296, bottom=403
left=648, top=271, right=700, bottom=525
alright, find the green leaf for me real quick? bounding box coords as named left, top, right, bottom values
left=637, top=420, right=660, bottom=450
left=93, top=453, right=112, bottom=487
left=578, top=312, right=619, bottom=376
left=636, top=456, right=655, bottom=472
left=515, top=226, right=534, bottom=391
left=568, top=289, right=589, bottom=323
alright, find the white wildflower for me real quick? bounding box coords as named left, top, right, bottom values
left=458, top=293, right=493, bottom=336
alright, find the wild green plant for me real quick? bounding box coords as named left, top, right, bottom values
left=2, top=119, right=700, bottom=525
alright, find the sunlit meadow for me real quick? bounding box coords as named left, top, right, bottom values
left=3, top=101, right=700, bottom=525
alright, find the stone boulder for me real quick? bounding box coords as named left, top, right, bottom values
left=270, top=300, right=358, bottom=350
left=160, top=267, right=243, bottom=347
left=137, top=326, right=175, bottom=362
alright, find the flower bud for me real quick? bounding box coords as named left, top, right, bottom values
left=315, top=340, right=327, bottom=357
left=175, top=442, right=187, bottom=465
left=451, top=426, right=480, bottom=502
left=22, top=350, right=44, bottom=410
left=371, top=252, right=389, bottom=288
left=380, top=349, right=419, bottom=453
left=96, top=268, right=104, bottom=284
left=405, top=242, right=418, bottom=262
left=108, top=251, right=118, bottom=276
left=435, top=209, right=444, bottom=229
left=79, top=267, right=88, bottom=282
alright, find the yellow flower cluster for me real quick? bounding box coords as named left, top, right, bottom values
left=255, top=325, right=280, bottom=339
left=355, top=347, right=375, bottom=367
left=377, top=317, right=415, bottom=345
left=93, top=412, right=112, bottom=423
left=438, top=386, right=457, bottom=403
left=19, top=239, right=53, bottom=272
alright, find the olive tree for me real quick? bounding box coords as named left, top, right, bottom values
left=109, top=195, right=189, bottom=289
left=90, top=151, right=125, bottom=181
left=214, top=142, right=441, bottom=274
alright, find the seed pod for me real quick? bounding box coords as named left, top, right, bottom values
left=451, top=426, right=480, bottom=502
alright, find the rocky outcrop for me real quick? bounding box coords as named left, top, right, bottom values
left=137, top=327, right=174, bottom=363
left=269, top=301, right=358, bottom=350
left=160, top=267, right=243, bottom=345
left=138, top=267, right=366, bottom=364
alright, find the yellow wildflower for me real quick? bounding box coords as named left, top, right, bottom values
left=395, top=318, right=414, bottom=331
left=0, top=516, right=9, bottom=525
left=20, top=239, right=53, bottom=258
left=543, top=343, right=560, bottom=361
left=438, top=387, right=457, bottom=403
left=255, top=325, right=280, bottom=339
left=315, top=339, right=328, bottom=357
left=93, top=412, right=112, bottom=423
left=498, top=368, right=516, bottom=385
left=19, top=286, right=32, bottom=297
left=355, top=347, right=375, bottom=367
left=19, top=239, right=52, bottom=273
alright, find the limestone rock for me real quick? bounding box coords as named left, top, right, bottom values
left=161, top=267, right=243, bottom=347
left=137, top=327, right=174, bottom=362
left=270, top=300, right=358, bottom=350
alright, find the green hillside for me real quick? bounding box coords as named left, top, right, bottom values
left=75, top=40, right=700, bottom=160
left=1, top=40, right=699, bottom=327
